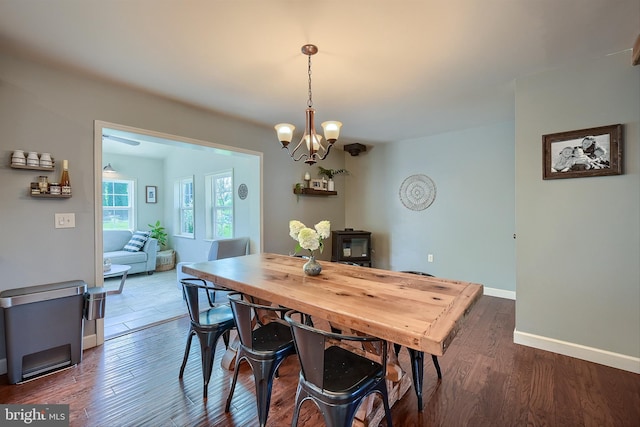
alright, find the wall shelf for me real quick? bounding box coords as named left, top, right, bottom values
left=30, top=193, right=71, bottom=199
left=11, top=164, right=56, bottom=171
left=293, top=188, right=337, bottom=196
left=11, top=154, right=68, bottom=198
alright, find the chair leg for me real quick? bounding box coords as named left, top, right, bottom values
left=198, top=335, right=216, bottom=400
left=432, top=354, right=442, bottom=379
left=253, top=358, right=282, bottom=427
left=225, top=355, right=243, bottom=412
left=290, top=383, right=304, bottom=427
left=179, top=330, right=195, bottom=378
left=199, top=328, right=229, bottom=400
left=379, top=388, right=394, bottom=427
left=222, top=329, right=231, bottom=349
left=322, top=401, right=360, bottom=427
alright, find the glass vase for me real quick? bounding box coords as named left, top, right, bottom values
left=303, top=255, right=322, bottom=276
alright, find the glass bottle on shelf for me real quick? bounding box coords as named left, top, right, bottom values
left=60, top=159, right=71, bottom=195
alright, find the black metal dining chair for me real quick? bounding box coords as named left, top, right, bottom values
left=177, top=237, right=249, bottom=305
left=225, top=292, right=296, bottom=427
left=398, top=270, right=442, bottom=411
left=178, top=278, right=235, bottom=400
left=285, top=310, right=393, bottom=427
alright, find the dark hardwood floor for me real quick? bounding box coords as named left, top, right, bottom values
left=1, top=296, right=638, bottom=426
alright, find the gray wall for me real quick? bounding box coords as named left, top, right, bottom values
left=0, top=51, right=346, bottom=361
left=1, top=48, right=637, bottom=371
left=514, top=52, right=639, bottom=360
left=344, top=121, right=516, bottom=293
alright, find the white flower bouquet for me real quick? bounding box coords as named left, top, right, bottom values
left=289, top=220, right=331, bottom=257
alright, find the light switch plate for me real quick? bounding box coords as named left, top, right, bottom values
left=55, top=213, right=75, bottom=228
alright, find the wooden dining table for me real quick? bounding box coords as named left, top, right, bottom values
left=182, top=253, right=483, bottom=420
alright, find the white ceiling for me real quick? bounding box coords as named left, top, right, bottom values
left=1, top=0, right=638, bottom=146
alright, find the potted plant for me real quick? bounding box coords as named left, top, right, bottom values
left=148, top=220, right=168, bottom=249
left=317, top=166, right=349, bottom=191
left=294, top=182, right=304, bottom=201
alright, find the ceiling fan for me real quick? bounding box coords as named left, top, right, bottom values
left=102, top=135, right=141, bottom=146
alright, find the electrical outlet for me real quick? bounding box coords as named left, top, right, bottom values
left=428, top=254, right=434, bottom=262
left=55, top=213, right=75, bottom=229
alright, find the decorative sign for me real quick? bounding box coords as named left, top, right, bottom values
left=238, top=183, right=248, bottom=200
left=399, top=174, right=436, bottom=211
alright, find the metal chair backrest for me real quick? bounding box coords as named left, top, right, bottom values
left=227, top=293, right=292, bottom=352
left=285, top=310, right=386, bottom=390
left=180, top=278, right=228, bottom=324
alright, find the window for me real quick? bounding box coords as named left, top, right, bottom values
left=206, top=170, right=234, bottom=239
left=175, top=176, right=194, bottom=238
left=103, top=179, right=135, bottom=230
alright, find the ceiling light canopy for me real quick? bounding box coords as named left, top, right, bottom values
left=275, top=44, right=342, bottom=165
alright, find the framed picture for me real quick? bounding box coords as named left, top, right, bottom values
left=542, top=124, right=622, bottom=180
left=146, top=185, right=157, bottom=203
left=310, top=179, right=324, bottom=190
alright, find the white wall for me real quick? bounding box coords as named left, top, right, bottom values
left=163, top=146, right=261, bottom=262
left=514, top=51, right=639, bottom=371
left=345, top=121, right=517, bottom=295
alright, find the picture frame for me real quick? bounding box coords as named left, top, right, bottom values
left=542, top=124, right=622, bottom=180
left=145, top=185, right=157, bottom=203
left=310, top=179, right=324, bottom=190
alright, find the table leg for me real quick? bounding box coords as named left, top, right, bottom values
left=106, top=271, right=128, bottom=295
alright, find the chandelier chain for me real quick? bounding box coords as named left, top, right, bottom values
left=307, top=54, right=313, bottom=108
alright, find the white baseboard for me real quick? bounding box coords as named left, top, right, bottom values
left=0, top=335, right=99, bottom=376
left=484, top=286, right=516, bottom=300
left=514, top=329, right=640, bottom=374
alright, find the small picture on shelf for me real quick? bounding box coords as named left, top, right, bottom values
left=310, top=179, right=324, bottom=190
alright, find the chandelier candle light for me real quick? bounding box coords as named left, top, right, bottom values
left=289, top=220, right=331, bottom=276
left=275, top=44, right=342, bottom=165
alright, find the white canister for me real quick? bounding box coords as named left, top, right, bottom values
left=11, top=150, right=26, bottom=165
left=27, top=151, right=39, bottom=166
left=39, top=153, right=52, bottom=168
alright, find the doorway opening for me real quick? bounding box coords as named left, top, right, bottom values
left=94, top=121, right=262, bottom=342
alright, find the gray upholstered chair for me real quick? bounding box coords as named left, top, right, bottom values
left=176, top=237, right=250, bottom=303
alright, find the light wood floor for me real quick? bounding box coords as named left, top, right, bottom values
left=1, top=296, right=638, bottom=426
left=103, top=268, right=185, bottom=339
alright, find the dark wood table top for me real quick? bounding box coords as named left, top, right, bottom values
left=183, top=253, right=483, bottom=356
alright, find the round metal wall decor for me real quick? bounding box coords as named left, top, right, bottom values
left=238, top=183, right=248, bottom=200
left=399, top=174, right=436, bottom=211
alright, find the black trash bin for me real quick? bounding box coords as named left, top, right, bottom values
left=0, top=280, right=87, bottom=384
